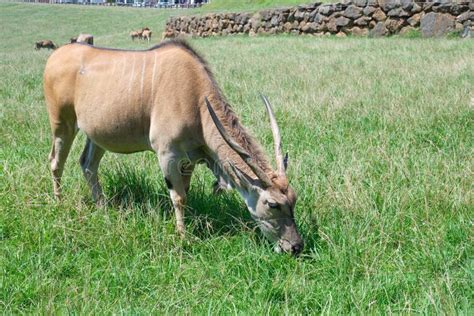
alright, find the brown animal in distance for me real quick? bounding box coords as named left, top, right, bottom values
left=130, top=31, right=141, bottom=41
left=43, top=40, right=304, bottom=255
left=76, top=33, right=94, bottom=45
left=142, top=29, right=152, bottom=43
left=35, top=40, right=56, bottom=50
left=130, top=28, right=150, bottom=41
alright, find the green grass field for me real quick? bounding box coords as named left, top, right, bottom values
left=1, top=2, right=473, bottom=314
left=196, top=0, right=334, bottom=14
left=202, top=0, right=324, bottom=11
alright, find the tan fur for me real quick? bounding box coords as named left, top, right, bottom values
left=43, top=41, right=302, bottom=252
left=142, top=29, right=152, bottom=43
left=130, top=31, right=140, bottom=41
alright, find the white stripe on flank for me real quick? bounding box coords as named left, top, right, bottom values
left=128, top=54, right=136, bottom=100
left=119, top=55, right=127, bottom=96
left=151, top=52, right=158, bottom=104
left=108, top=60, right=117, bottom=104
left=140, top=54, right=146, bottom=106
left=121, top=54, right=127, bottom=79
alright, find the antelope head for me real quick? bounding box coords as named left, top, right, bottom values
left=206, top=96, right=304, bottom=256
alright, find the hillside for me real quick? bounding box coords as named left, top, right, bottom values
left=202, top=0, right=327, bottom=11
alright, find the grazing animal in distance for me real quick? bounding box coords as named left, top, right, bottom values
left=161, top=30, right=174, bottom=41
left=76, top=33, right=94, bottom=45
left=43, top=40, right=304, bottom=255
left=142, top=29, right=152, bottom=43
left=130, top=28, right=150, bottom=42
left=130, top=31, right=141, bottom=41
left=35, top=40, right=56, bottom=50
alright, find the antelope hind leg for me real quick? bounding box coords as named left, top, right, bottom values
left=49, top=122, right=77, bottom=200
left=79, top=138, right=106, bottom=205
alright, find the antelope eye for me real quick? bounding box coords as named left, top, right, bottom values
left=267, top=201, right=279, bottom=209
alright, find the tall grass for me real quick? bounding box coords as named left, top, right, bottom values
left=1, top=3, right=473, bottom=314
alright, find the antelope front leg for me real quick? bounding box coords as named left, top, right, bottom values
left=158, top=151, right=188, bottom=237
left=169, top=186, right=186, bottom=237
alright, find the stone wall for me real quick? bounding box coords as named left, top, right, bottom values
left=163, top=0, right=473, bottom=38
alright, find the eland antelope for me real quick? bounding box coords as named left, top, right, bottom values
left=142, top=29, right=152, bottom=43
left=43, top=40, right=303, bottom=255
left=35, top=40, right=56, bottom=50
left=130, top=31, right=141, bottom=41
left=76, top=33, right=94, bottom=45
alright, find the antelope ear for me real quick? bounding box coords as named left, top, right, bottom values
left=228, top=163, right=263, bottom=193
left=228, top=163, right=251, bottom=188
